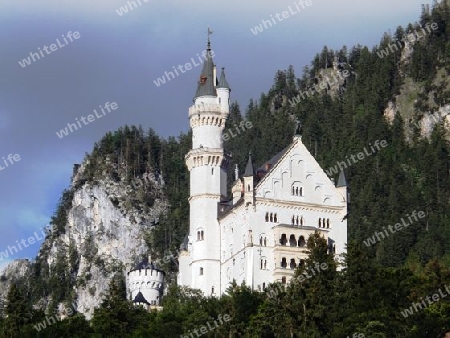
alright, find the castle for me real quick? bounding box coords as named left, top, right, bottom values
left=176, top=37, right=348, bottom=296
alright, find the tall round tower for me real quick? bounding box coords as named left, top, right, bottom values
left=181, top=37, right=231, bottom=296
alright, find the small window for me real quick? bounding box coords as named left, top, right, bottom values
left=264, top=238, right=267, bottom=246
left=327, top=219, right=330, bottom=229
left=200, top=267, right=204, bottom=275
left=281, top=276, right=286, bottom=284
left=211, top=168, right=214, bottom=175
left=318, top=219, right=322, bottom=228
left=274, top=214, right=278, bottom=222
left=265, top=213, right=269, bottom=222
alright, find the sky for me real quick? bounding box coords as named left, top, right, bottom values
left=0, top=0, right=430, bottom=270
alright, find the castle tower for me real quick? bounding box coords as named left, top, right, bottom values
left=127, top=259, right=164, bottom=309
left=180, top=36, right=231, bottom=296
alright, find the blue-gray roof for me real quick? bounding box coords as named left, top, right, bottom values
left=194, top=42, right=217, bottom=99
left=217, top=67, right=230, bottom=90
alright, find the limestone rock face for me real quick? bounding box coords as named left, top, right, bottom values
left=0, top=259, right=32, bottom=306
left=1, top=163, right=168, bottom=320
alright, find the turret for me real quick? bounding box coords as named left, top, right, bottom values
left=217, top=68, right=231, bottom=113
left=243, top=152, right=255, bottom=207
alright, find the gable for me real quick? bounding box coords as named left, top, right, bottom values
left=255, top=137, right=343, bottom=206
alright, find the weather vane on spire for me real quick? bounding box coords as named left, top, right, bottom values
left=207, top=26, right=213, bottom=47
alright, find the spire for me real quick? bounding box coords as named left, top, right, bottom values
left=336, top=169, right=347, bottom=187
left=194, top=29, right=216, bottom=99
left=218, top=68, right=230, bottom=90
left=244, top=151, right=254, bottom=177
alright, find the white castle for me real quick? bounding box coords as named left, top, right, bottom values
left=177, top=38, right=348, bottom=296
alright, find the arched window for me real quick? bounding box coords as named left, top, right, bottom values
left=298, top=236, right=306, bottom=247
left=299, top=259, right=305, bottom=267
left=323, top=218, right=326, bottom=227
left=260, top=237, right=263, bottom=245
left=265, top=212, right=269, bottom=222
left=201, top=231, right=204, bottom=240
left=295, top=187, right=299, bottom=195
left=281, top=276, right=286, bottom=284
left=264, top=238, right=267, bottom=246
left=264, top=260, right=267, bottom=269
left=289, top=234, right=296, bottom=246
left=291, top=215, right=295, bottom=225
left=200, top=267, right=204, bottom=275
left=280, top=234, right=287, bottom=245
left=270, top=213, right=273, bottom=222
left=300, top=216, right=303, bottom=226
left=327, top=219, right=330, bottom=229
left=290, top=258, right=297, bottom=269
left=281, top=257, right=287, bottom=268
left=318, top=219, right=322, bottom=228
left=296, top=216, right=299, bottom=225
left=260, top=259, right=263, bottom=269
left=300, top=187, right=303, bottom=196
left=247, top=184, right=251, bottom=192
left=274, top=214, right=278, bottom=222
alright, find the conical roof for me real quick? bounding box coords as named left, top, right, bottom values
left=217, top=67, right=230, bottom=89
left=244, top=152, right=254, bottom=177
left=194, top=40, right=216, bottom=99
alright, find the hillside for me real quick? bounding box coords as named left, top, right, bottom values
left=1, top=1, right=450, bottom=336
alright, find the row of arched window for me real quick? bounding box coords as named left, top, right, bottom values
left=265, top=212, right=278, bottom=223
left=291, top=215, right=304, bottom=226
left=280, top=234, right=306, bottom=247
left=260, top=259, right=267, bottom=270
left=259, top=236, right=268, bottom=246
left=280, top=257, right=305, bottom=269
left=292, top=186, right=303, bottom=196
left=318, top=218, right=330, bottom=229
